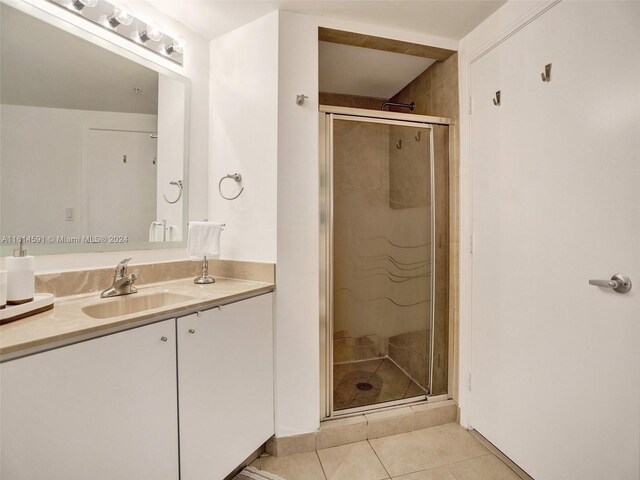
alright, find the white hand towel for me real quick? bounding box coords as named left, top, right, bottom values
left=149, top=222, right=164, bottom=242
left=188, top=222, right=222, bottom=259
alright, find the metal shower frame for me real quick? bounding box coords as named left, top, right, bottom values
left=319, top=105, right=452, bottom=420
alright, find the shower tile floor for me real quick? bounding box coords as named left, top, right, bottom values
left=333, top=358, right=428, bottom=411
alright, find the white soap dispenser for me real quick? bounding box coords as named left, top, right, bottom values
left=6, top=240, right=35, bottom=305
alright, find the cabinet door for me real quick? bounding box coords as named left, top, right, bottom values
left=178, top=293, right=274, bottom=480
left=0, top=320, right=179, bottom=480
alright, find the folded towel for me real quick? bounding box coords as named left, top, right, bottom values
left=187, top=222, right=222, bottom=258
left=149, top=222, right=164, bottom=242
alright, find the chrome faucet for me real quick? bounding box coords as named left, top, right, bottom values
left=101, top=258, right=138, bottom=298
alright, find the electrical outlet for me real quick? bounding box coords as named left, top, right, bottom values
left=65, top=207, right=74, bottom=221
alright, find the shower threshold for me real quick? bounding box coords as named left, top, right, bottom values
left=333, top=357, right=428, bottom=414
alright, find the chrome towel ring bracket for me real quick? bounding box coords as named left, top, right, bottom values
left=219, top=173, right=244, bottom=201
left=163, top=180, right=183, bottom=204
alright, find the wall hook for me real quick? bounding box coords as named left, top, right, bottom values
left=415, top=131, right=422, bottom=142
left=492, top=90, right=501, bottom=106
left=296, top=94, right=308, bottom=106
left=396, top=139, right=402, bottom=150
left=541, top=63, right=552, bottom=82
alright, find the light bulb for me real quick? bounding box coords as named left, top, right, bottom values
left=70, top=0, right=98, bottom=10
left=107, top=6, right=133, bottom=28
left=164, top=36, right=185, bottom=55
left=139, top=22, right=163, bottom=43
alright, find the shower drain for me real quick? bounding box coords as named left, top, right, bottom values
left=356, top=382, right=373, bottom=391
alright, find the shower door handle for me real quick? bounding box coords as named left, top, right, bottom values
left=589, top=274, right=632, bottom=293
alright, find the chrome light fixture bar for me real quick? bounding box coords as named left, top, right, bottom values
left=46, top=0, right=185, bottom=66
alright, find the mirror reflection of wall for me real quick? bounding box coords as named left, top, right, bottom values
left=0, top=4, right=186, bottom=253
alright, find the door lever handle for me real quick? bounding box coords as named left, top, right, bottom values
left=589, top=274, right=632, bottom=294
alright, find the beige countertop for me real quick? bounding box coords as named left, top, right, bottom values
left=0, top=277, right=274, bottom=359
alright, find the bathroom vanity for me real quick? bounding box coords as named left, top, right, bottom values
left=0, top=280, right=274, bottom=480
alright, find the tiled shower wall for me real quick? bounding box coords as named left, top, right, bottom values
left=390, top=54, right=459, bottom=398
left=324, top=52, right=459, bottom=398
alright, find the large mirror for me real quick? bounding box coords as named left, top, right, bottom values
left=0, top=3, right=189, bottom=255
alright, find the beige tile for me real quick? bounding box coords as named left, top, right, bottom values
left=318, top=441, right=389, bottom=480
left=334, top=338, right=356, bottom=363
left=388, top=343, right=411, bottom=373
left=371, top=359, right=412, bottom=395
left=409, top=350, right=429, bottom=388
left=334, top=360, right=384, bottom=410
left=334, top=359, right=383, bottom=381
left=258, top=452, right=326, bottom=480
left=447, top=454, right=521, bottom=480
left=351, top=388, right=406, bottom=409
left=404, top=382, right=428, bottom=398
left=366, top=407, right=415, bottom=439
left=416, top=424, right=488, bottom=465
left=317, top=418, right=368, bottom=450
left=356, top=345, right=379, bottom=360
left=370, top=431, right=443, bottom=476
left=392, top=465, right=455, bottom=480
left=365, top=406, right=413, bottom=422
left=411, top=401, right=457, bottom=430
left=266, top=432, right=317, bottom=456
left=321, top=415, right=367, bottom=430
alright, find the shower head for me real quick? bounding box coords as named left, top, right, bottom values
left=381, top=101, right=415, bottom=112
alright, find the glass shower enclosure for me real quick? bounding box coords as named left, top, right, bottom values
left=321, top=107, right=450, bottom=417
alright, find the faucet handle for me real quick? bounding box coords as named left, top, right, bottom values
left=116, top=257, right=132, bottom=276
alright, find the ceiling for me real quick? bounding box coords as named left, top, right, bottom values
left=0, top=4, right=158, bottom=114
left=319, top=41, right=435, bottom=98
left=143, top=0, right=506, bottom=42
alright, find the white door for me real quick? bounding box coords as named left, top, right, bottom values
left=0, top=320, right=179, bottom=480
left=86, top=129, right=157, bottom=242
left=177, top=294, right=274, bottom=480
left=470, top=2, right=640, bottom=479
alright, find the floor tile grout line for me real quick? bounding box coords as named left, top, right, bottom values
left=315, top=450, right=329, bottom=480
left=367, top=439, right=393, bottom=479
left=441, top=451, right=493, bottom=467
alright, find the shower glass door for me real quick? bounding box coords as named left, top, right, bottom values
left=328, top=115, right=435, bottom=413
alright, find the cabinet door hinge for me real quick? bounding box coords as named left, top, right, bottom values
left=469, top=234, right=474, bottom=254
left=468, top=96, right=472, bottom=115
left=468, top=373, right=472, bottom=391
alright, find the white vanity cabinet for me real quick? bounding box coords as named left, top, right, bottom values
left=0, top=319, right=179, bottom=480
left=177, top=293, right=274, bottom=480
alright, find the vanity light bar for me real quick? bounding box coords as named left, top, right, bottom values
left=46, top=0, right=185, bottom=66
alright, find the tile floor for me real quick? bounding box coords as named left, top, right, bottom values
left=250, top=423, right=523, bottom=480
left=334, top=358, right=428, bottom=410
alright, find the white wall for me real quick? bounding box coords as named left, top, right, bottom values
left=209, top=10, right=457, bottom=436
left=0, top=105, right=157, bottom=240
left=157, top=75, right=186, bottom=241
left=274, top=11, right=321, bottom=436
left=209, top=12, right=279, bottom=262
left=10, top=0, right=210, bottom=272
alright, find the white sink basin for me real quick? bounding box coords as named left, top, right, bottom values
left=82, top=291, right=196, bottom=319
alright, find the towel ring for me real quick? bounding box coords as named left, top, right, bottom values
left=218, top=173, right=244, bottom=201
left=163, top=180, right=183, bottom=204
